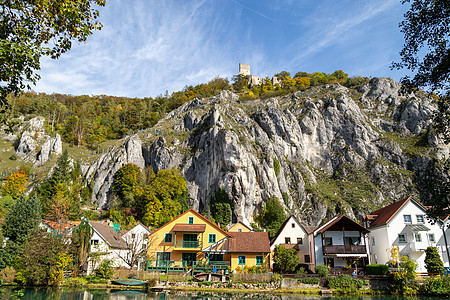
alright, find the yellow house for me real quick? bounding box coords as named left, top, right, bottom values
left=146, top=209, right=231, bottom=271
left=228, top=221, right=253, bottom=232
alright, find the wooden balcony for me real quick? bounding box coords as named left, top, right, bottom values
left=174, top=240, right=202, bottom=249
left=323, top=245, right=366, bottom=255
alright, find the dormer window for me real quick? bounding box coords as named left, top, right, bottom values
left=403, top=215, right=412, bottom=224
left=188, top=217, right=194, bottom=224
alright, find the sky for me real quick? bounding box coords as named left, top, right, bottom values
left=33, top=0, right=409, bottom=98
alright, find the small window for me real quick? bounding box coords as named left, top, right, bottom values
left=304, top=255, right=311, bottom=263
left=398, top=234, right=407, bottom=243
left=131, top=233, right=136, bottom=239
left=428, top=233, right=436, bottom=243
left=91, top=239, right=99, bottom=246
left=415, top=233, right=422, bottom=242
left=238, top=255, right=246, bottom=265
left=238, top=228, right=242, bottom=232
left=285, top=237, right=291, bottom=244
left=188, top=217, right=194, bottom=224
left=403, top=215, right=412, bottom=223
left=325, top=237, right=333, bottom=246
left=297, top=237, right=303, bottom=244
left=164, top=233, right=173, bottom=243
left=291, top=223, right=295, bottom=228
left=208, top=234, right=216, bottom=243
left=416, top=215, right=424, bottom=223
left=371, top=237, right=375, bottom=246
left=256, top=255, right=263, bottom=265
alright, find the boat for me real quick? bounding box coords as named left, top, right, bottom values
left=111, top=278, right=147, bottom=286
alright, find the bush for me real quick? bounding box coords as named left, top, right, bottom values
left=424, top=247, right=445, bottom=275
left=365, top=264, right=389, bottom=275
left=327, top=274, right=368, bottom=294
left=94, top=260, right=114, bottom=279
left=421, top=277, right=450, bottom=295
left=297, top=277, right=320, bottom=285
left=315, top=265, right=329, bottom=277
left=0, top=266, right=17, bottom=284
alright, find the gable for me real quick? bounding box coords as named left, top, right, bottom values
left=367, top=197, right=427, bottom=228
left=270, top=216, right=308, bottom=246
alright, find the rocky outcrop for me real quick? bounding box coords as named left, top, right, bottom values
left=84, top=78, right=441, bottom=226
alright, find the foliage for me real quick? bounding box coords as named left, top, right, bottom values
left=113, top=163, right=142, bottom=208
left=94, top=259, right=114, bottom=279
left=391, top=256, right=419, bottom=295
left=210, top=188, right=233, bottom=229
left=365, top=264, right=389, bottom=275
left=255, top=196, right=286, bottom=237
left=424, top=246, right=445, bottom=275
left=0, top=0, right=105, bottom=121
left=246, top=265, right=268, bottom=274
left=70, top=219, right=93, bottom=271
left=315, top=265, right=329, bottom=278
left=420, top=276, right=450, bottom=296
left=0, top=195, right=15, bottom=218
left=297, top=277, right=320, bottom=285
left=0, top=266, right=17, bottom=284
left=2, top=195, right=41, bottom=244
left=1, top=167, right=28, bottom=199
left=273, top=157, right=281, bottom=177
left=327, top=274, right=368, bottom=294
left=15, top=228, right=69, bottom=285
left=272, top=245, right=298, bottom=274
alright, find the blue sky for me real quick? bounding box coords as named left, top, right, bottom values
left=33, top=0, right=408, bottom=98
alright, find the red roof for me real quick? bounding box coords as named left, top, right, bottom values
left=172, top=224, right=206, bottom=232
left=366, top=196, right=419, bottom=228
left=228, top=232, right=270, bottom=253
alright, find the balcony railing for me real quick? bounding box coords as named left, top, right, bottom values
left=323, top=245, right=366, bottom=254
left=175, top=240, right=202, bottom=248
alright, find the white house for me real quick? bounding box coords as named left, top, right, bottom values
left=364, top=196, right=450, bottom=273
left=270, top=216, right=315, bottom=270
left=309, top=214, right=370, bottom=272
left=120, top=222, right=152, bottom=270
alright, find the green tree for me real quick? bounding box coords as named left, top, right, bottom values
left=255, top=196, right=286, bottom=237
left=424, top=246, right=445, bottom=275
left=272, top=245, right=298, bottom=274
left=210, top=188, right=233, bottom=229
left=113, top=163, right=142, bottom=208
left=391, top=256, right=418, bottom=295
left=0, top=0, right=105, bottom=121
left=70, top=219, right=93, bottom=271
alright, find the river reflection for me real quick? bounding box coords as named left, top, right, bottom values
left=1, top=288, right=449, bottom=300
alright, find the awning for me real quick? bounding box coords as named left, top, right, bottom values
left=335, top=254, right=368, bottom=258
left=406, top=224, right=430, bottom=232
left=172, top=224, right=206, bottom=232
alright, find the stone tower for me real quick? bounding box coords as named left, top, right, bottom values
left=239, top=63, right=250, bottom=76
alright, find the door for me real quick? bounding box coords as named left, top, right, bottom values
left=183, top=234, right=198, bottom=248
left=182, top=253, right=197, bottom=267
left=156, top=252, right=171, bottom=267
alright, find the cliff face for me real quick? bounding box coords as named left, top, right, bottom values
left=82, top=78, right=447, bottom=226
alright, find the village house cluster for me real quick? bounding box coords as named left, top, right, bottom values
left=41, top=196, right=450, bottom=275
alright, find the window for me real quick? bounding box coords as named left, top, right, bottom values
left=256, top=255, right=263, bottom=265
left=131, top=233, right=136, bottom=239
left=238, top=228, right=242, bottom=232
left=164, top=233, right=173, bottom=243
left=371, top=237, right=375, bottom=246
left=398, top=234, right=407, bottom=243
left=297, top=237, right=303, bottom=244
left=208, top=234, right=216, bottom=243
left=403, top=215, right=412, bottom=223
left=291, top=223, right=295, bottom=228
left=304, top=255, right=311, bottom=263
left=428, top=233, right=436, bottom=243
left=285, top=237, right=291, bottom=244
left=325, top=237, right=333, bottom=245
left=416, top=215, right=424, bottom=223
left=188, top=217, right=194, bottom=224
left=91, top=239, right=99, bottom=246
left=415, top=233, right=422, bottom=242
left=238, top=255, right=246, bottom=265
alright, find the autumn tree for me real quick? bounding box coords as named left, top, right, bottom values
left=1, top=166, right=28, bottom=199
left=0, top=0, right=105, bottom=122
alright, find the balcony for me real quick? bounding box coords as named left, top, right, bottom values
left=409, top=241, right=428, bottom=252
left=175, top=240, right=202, bottom=249
left=323, top=245, right=366, bottom=255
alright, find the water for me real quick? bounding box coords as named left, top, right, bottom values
left=0, top=288, right=449, bottom=300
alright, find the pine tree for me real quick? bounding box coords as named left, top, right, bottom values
left=424, top=246, right=445, bottom=275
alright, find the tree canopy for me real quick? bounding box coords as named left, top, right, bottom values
left=255, top=196, right=287, bottom=238
left=0, top=0, right=105, bottom=121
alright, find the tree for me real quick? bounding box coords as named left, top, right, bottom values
left=1, top=166, right=28, bottom=199
left=272, top=245, right=298, bottom=274
left=424, top=246, right=445, bottom=275
left=255, top=196, right=286, bottom=237
left=70, top=219, right=93, bottom=271
left=113, top=163, right=142, bottom=208
left=0, top=0, right=105, bottom=121
left=391, top=256, right=418, bottom=295
left=210, top=188, right=233, bottom=229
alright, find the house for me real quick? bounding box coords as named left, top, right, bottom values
left=119, top=222, right=152, bottom=270
left=270, top=216, right=315, bottom=270
left=364, top=196, right=450, bottom=273
left=309, top=214, right=370, bottom=272
left=228, top=221, right=253, bottom=232
left=40, top=220, right=81, bottom=235
left=145, top=209, right=271, bottom=273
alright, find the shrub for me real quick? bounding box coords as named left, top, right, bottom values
left=94, top=259, right=114, bottom=279
left=365, top=264, right=389, bottom=275
left=297, top=277, right=320, bottom=285
left=421, top=277, right=450, bottom=295
left=0, top=266, right=17, bottom=284
left=273, top=157, right=281, bottom=177
left=327, top=274, right=368, bottom=294
left=315, top=265, right=329, bottom=277
left=424, top=247, right=445, bottom=275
